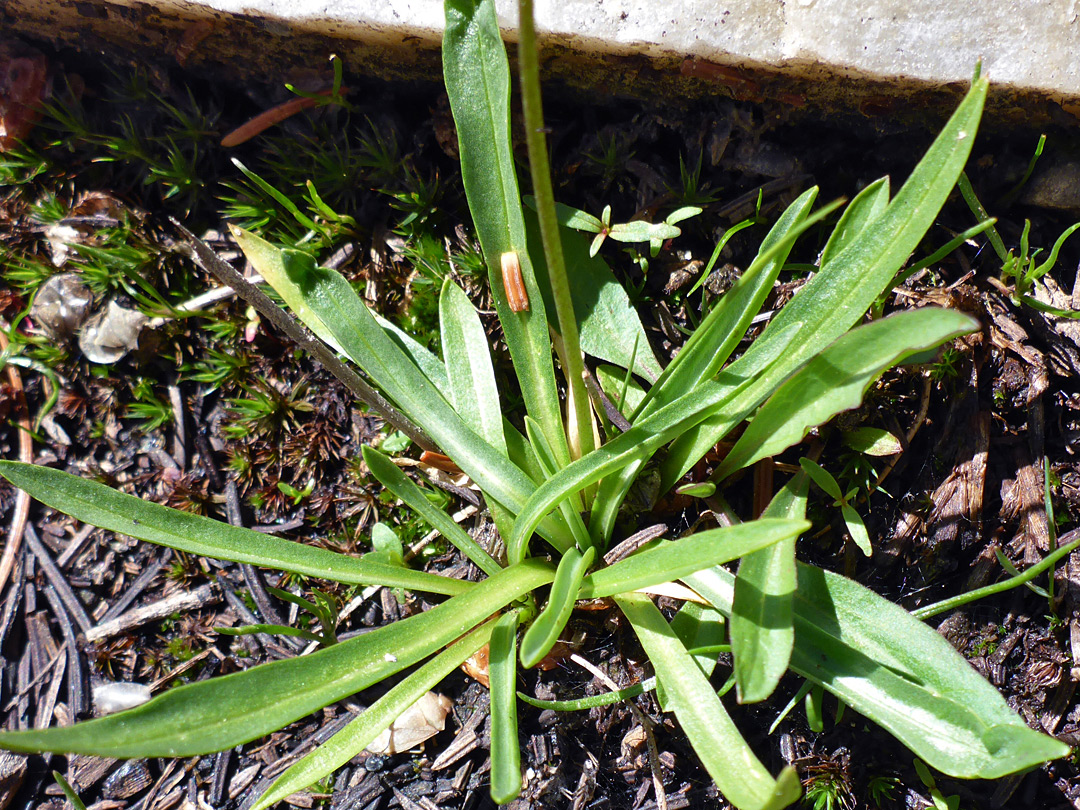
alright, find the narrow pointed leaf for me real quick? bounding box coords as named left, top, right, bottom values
left=579, top=520, right=808, bottom=599
left=440, top=278, right=507, bottom=456
left=731, top=473, right=808, bottom=704
left=660, top=78, right=989, bottom=491
left=818, top=177, right=890, bottom=268
left=684, top=562, right=1070, bottom=778
left=0, top=461, right=469, bottom=596
left=615, top=592, right=802, bottom=810
left=253, top=623, right=493, bottom=810
left=0, top=560, right=554, bottom=757
left=520, top=546, right=595, bottom=669
left=443, top=0, right=569, bottom=465
left=715, top=309, right=979, bottom=480
left=363, top=447, right=502, bottom=577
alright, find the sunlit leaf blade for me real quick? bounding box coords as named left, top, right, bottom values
left=590, top=190, right=824, bottom=546
left=840, top=503, right=872, bottom=556
left=0, top=560, right=554, bottom=757
left=714, top=308, right=979, bottom=480
left=579, top=520, right=808, bottom=599
left=489, top=611, right=523, bottom=803
left=670, top=602, right=726, bottom=677
left=660, top=78, right=989, bottom=491
left=616, top=593, right=802, bottom=810
left=252, top=623, right=493, bottom=810
left=800, top=458, right=844, bottom=502
left=818, top=177, right=890, bottom=268
left=684, top=563, right=1071, bottom=778
left=731, top=473, right=808, bottom=704
left=229, top=228, right=344, bottom=354
left=363, top=447, right=502, bottom=577
left=520, top=547, right=595, bottom=669
left=0, top=461, right=469, bottom=596
left=443, top=0, right=569, bottom=466
left=525, top=210, right=663, bottom=383
left=239, top=228, right=571, bottom=551
left=440, top=278, right=507, bottom=456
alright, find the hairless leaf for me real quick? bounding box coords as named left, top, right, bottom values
left=0, top=560, right=554, bottom=757
left=713, top=308, right=978, bottom=480
left=661, top=78, right=989, bottom=492
left=616, top=592, right=803, bottom=810
left=520, top=546, right=595, bottom=669
left=363, top=447, right=502, bottom=577
left=252, top=622, right=493, bottom=810
left=731, top=473, right=808, bottom=704
left=0, top=461, right=469, bottom=596
left=578, top=520, right=808, bottom=599
left=685, top=562, right=1070, bottom=778
left=489, top=610, right=524, bottom=803
left=443, top=0, right=570, bottom=467
left=818, top=177, right=890, bottom=268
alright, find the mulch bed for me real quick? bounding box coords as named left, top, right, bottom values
left=1, top=33, right=1080, bottom=810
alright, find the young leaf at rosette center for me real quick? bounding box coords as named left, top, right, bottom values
left=616, top=592, right=802, bottom=810
left=520, top=546, right=595, bottom=669
left=713, top=308, right=979, bottom=481
left=0, top=461, right=469, bottom=596
left=731, top=472, right=809, bottom=704
left=0, top=559, right=554, bottom=758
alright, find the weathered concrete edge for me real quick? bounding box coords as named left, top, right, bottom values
left=5, top=0, right=1079, bottom=129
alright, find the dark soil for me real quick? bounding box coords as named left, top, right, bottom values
left=1, top=32, right=1080, bottom=810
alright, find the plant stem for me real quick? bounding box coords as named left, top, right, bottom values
left=517, top=0, right=595, bottom=464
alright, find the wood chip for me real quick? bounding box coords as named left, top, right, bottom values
left=85, top=583, right=219, bottom=642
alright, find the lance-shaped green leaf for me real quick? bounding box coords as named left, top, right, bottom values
left=578, top=520, right=807, bottom=599
left=509, top=323, right=805, bottom=560
left=684, top=563, right=1071, bottom=779
left=615, top=592, right=803, bottom=810
left=242, top=230, right=571, bottom=552
left=525, top=210, right=663, bottom=383
left=253, top=622, right=493, bottom=810
left=363, top=447, right=501, bottom=577
left=520, top=546, right=595, bottom=669
left=818, top=177, right=890, bottom=268
left=440, top=278, right=507, bottom=456
left=588, top=190, right=824, bottom=547
left=714, top=308, right=979, bottom=480
left=443, top=0, right=569, bottom=467
left=660, top=77, right=989, bottom=492
left=0, top=461, right=469, bottom=596
left=0, top=560, right=554, bottom=757
left=731, top=473, right=808, bottom=704
left=489, top=610, right=524, bottom=803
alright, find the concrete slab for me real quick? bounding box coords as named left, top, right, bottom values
left=5, top=0, right=1080, bottom=123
